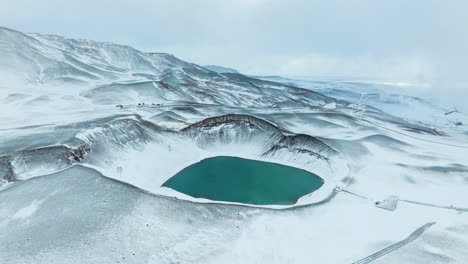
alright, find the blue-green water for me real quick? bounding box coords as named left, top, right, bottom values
left=162, top=156, right=323, bottom=205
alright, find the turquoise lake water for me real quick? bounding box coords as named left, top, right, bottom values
left=162, top=156, right=324, bottom=205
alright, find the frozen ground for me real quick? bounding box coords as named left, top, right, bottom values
left=1, top=26, right=467, bottom=263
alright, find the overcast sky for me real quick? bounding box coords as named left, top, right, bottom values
left=1, top=0, right=467, bottom=107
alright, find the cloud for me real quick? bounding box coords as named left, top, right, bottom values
left=263, top=54, right=435, bottom=82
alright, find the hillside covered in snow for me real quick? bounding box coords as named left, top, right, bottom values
left=0, top=26, right=467, bottom=264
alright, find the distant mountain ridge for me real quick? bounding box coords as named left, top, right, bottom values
left=0, top=26, right=333, bottom=108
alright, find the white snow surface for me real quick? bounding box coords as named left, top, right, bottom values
left=1, top=26, right=468, bottom=263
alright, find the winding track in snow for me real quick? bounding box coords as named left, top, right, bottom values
left=340, top=189, right=369, bottom=200
left=341, top=188, right=468, bottom=212
left=401, top=200, right=468, bottom=212
left=352, top=222, right=436, bottom=264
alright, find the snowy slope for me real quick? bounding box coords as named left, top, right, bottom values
left=203, top=65, right=240, bottom=74
left=1, top=27, right=468, bottom=264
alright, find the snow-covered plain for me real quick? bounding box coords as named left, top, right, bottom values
left=1, top=26, right=467, bottom=263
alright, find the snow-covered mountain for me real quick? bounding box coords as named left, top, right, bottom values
left=0, top=26, right=333, bottom=108
left=1, top=26, right=468, bottom=264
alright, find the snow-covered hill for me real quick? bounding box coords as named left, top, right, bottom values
left=1, top=26, right=467, bottom=264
